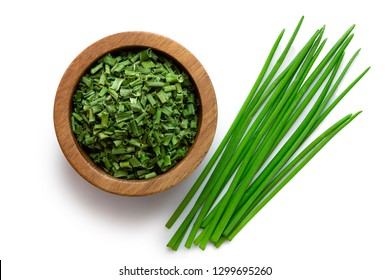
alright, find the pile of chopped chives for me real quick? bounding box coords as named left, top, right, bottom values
left=71, top=48, right=199, bottom=180
left=166, top=17, right=369, bottom=250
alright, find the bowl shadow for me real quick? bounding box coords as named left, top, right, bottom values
left=56, top=149, right=182, bottom=226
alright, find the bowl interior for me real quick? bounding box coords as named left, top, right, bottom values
left=54, top=32, right=217, bottom=196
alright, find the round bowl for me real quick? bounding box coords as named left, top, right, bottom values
left=54, top=31, right=217, bottom=196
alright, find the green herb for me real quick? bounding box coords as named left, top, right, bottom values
left=166, top=17, right=369, bottom=250
left=71, top=48, right=199, bottom=180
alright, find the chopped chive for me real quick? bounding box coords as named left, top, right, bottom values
left=166, top=73, right=183, bottom=83
left=157, top=91, right=169, bottom=103
left=129, top=156, right=141, bottom=168
left=154, top=108, right=162, bottom=124
left=100, top=111, right=109, bottom=127
left=139, top=49, right=152, bottom=61
left=71, top=48, right=199, bottom=179
left=98, top=73, right=106, bottom=85
left=144, top=172, right=157, bottom=179
left=115, top=112, right=133, bottom=123
left=146, top=81, right=165, bottom=88
left=72, top=112, right=83, bottom=122
left=103, top=54, right=116, bottom=66
left=114, top=170, right=128, bottom=178
left=161, top=106, right=173, bottom=116
left=120, top=161, right=132, bottom=169
left=146, top=94, right=157, bottom=106
left=164, top=85, right=177, bottom=92
left=113, top=140, right=122, bottom=146
left=110, top=78, right=124, bottom=91
left=112, top=147, right=128, bottom=155
left=91, top=62, right=103, bottom=74
left=81, top=76, right=92, bottom=88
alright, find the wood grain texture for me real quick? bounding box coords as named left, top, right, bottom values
left=53, top=32, right=217, bottom=196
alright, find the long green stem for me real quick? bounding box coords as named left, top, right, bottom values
left=166, top=19, right=368, bottom=251
left=202, top=41, right=336, bottom=232
left=233, top=37, right=353, bottom=213
left=207, top=48, right=344, bottom=244
left=184, top=28, right=322, bottom=249
left=165, top=29, right=286, bottom=231
left=201, top=30, right=326, bottom=246
left=226, top=112, right=362, bottom=241
left=222, top=53, right=347, bottom=235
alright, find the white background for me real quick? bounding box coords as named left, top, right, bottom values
left=1, top=0, right=389, bottom=279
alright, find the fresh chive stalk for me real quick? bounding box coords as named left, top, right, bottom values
left=166, top=18, right=369, bottom=250
left=166, top=19, right=307, bottom=250
left=164, top=27, right=287, bottom=230
left=225, top=112, right=362, bottom=241
left=208, top=33, right=352, bottom=241
left=187, top=28, right=325, bottom=248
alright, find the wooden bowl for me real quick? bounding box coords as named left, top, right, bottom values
left=54, top=32, right=217, bottom=196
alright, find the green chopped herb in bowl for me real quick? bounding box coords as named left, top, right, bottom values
left=71, top=48, right=200, bottom=180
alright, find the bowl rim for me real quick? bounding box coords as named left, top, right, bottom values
left=53, top=31, right=217, bottom=196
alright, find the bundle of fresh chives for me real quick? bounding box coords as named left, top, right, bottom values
left=165, top=17, right=369, bottom=250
